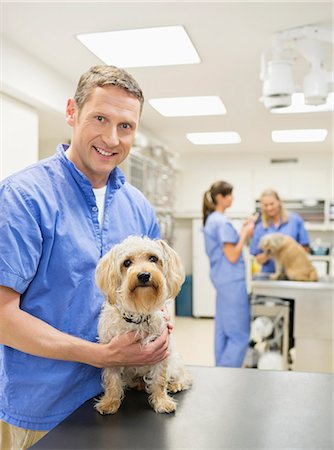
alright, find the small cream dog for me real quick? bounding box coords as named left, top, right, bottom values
left=94, top=236, right=192, bottom=415
left=259, top=233, right=318, bottom=281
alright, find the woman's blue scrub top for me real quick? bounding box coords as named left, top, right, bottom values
left=203, top=211, right=245, bottom=289
left=250, top=212, right=310, bottom=272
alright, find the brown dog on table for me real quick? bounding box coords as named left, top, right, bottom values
left=259, top=233, right=318, bottom=281
left=94, top=236, right=192, bottom=415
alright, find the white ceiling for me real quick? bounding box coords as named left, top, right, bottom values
left=2, top=1, right=333, bottom=156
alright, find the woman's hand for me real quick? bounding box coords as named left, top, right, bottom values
left=240, top=220, right=255, bottom=239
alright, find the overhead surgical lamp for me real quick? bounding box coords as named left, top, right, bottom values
left=262, top=60, right=295, bottom=108
left=260, top=25, right=333, bottom=110
left=303, top=67, right=329, bottom=105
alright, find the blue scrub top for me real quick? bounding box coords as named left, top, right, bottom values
left=203, top=211, right=245, bottom=288
left=0, top=144, right=160, bottom=431
left=250, top=212, right=309, bottom=272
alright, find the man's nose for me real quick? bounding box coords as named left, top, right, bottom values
left=103, top=127, right=120, bottom=147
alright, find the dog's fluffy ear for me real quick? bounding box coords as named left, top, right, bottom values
left=95, top=249, right=119, bottom=304
left=260, top=233, right=282, bottom=252
left=158, top=239, right=185, bottom=299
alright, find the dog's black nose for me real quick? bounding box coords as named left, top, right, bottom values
left=137, top=272, right=151, bottom=283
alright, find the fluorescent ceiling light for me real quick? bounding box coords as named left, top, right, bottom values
left=149, top=96, right=226, bottom=117
left=272, top=129, right=328, bottom=143
left=271, top=92, right=334, bottom=113
left=187, top=132, right=241, bottom=145
left=76, top=26, right=200, bottom=68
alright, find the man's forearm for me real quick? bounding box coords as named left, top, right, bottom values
left=0, top=286, right=170, bottom=369
left=0, top=286, right=102, bottom=366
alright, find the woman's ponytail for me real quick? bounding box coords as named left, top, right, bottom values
left=202, top=181, right=233, bottom=226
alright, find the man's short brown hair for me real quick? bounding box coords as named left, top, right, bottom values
left=74, top=65, right=144, bottom=113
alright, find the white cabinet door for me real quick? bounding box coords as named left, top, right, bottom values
left=192, top=219, right=216, bottom=317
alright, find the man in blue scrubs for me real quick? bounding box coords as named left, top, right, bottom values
left=0, top=65, right=170, bottom=448
left=250, top=189, right=310, bottom=273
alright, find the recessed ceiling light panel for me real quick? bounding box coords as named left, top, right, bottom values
left=76, top=25, right=200, bottom=68
left=186, top=132, right=241, bottom=145
left=149, top=96, right=226, bottom=117
left=272, top=129, right=328, bottom=143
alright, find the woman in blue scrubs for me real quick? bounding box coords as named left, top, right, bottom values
left=203, top=181, right=255, bottom=367
left=250, top=189, right=310, bottom=273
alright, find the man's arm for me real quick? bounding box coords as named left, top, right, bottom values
left=0, top=286, right=169, bottom=368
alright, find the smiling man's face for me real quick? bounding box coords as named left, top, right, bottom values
left=66, top=85, right=141, bottom=188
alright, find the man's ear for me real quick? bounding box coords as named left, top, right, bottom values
left=66, top=98, right=77, bottom=126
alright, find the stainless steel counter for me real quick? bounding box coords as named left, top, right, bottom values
left=252, top=277, right=334, bottom=293
left=252, top=277, right=333, bottom=373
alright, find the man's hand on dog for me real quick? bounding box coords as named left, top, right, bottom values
left=95, top=327, right=170, bottom=368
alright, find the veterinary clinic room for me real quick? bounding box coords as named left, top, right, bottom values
left=0, top=1, right=333, bottom=449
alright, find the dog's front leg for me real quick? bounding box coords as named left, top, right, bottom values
left=95, top=368, right=124, bottom=415
left=270, top=260, right=283, bottom=280
left=148, top=361, right=177, bottom=413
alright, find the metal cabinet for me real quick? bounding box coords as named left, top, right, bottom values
left=126, top=152, right=176, bottom=244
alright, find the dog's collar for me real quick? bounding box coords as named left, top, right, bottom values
left=122, top=313, right=151, bottom=325
left=116, top=305, right=151, bottom=325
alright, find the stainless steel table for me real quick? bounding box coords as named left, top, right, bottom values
left=32, top=366, right=332, bottom=449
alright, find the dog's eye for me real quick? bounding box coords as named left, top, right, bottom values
left=123, top=259, right=132, bottom=268
left=149, top=255, right=158, bottom=263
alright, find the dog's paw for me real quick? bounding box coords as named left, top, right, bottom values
left=269, top=273, right=279, bottom=280
left=168, top=380, right=183, bottom=393
left=151, top=395, right=177, bottom=414
left=168, top=377, right=192, bottom=393
left=94, top=397, right=121, bottom=415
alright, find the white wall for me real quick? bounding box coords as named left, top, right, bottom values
left=2, top=39, right=72, bottom=115
left=0, top=94, right=39, bottom=180
left=2, top=38, right=73, bottom=162
left=174, top=151, right=332, bottom=216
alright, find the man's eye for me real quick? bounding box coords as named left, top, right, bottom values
left=96, top=116, right=105, bottom=122
left=120, top=123, right=130, bottom=130
left=123, top=259, right=132, bottom=268
left=149, top=255, right=158, bottom=263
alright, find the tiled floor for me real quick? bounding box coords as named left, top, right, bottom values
left=173, top=316, right=215, bottom=366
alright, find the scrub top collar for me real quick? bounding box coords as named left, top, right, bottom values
left=56, top=143, right=125, bottom=202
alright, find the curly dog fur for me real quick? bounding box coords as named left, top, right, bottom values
left=94, top=236, right=192, bottom=414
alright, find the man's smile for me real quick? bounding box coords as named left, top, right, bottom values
left=93, top=146, right=117, bottom=157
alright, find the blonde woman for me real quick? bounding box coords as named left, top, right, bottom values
left=250, top=189, right=310, bottom=273
left=203, top=181, right=254, bottom=367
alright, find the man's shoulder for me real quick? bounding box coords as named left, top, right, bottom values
left=121, top=181, right=151, bottom=204
left=0, top=155, right=62, bottom=201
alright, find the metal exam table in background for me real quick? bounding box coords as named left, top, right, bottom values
left=252, top=276, right=334, bottom=373
left=32, top=366, right=332, bottom=450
